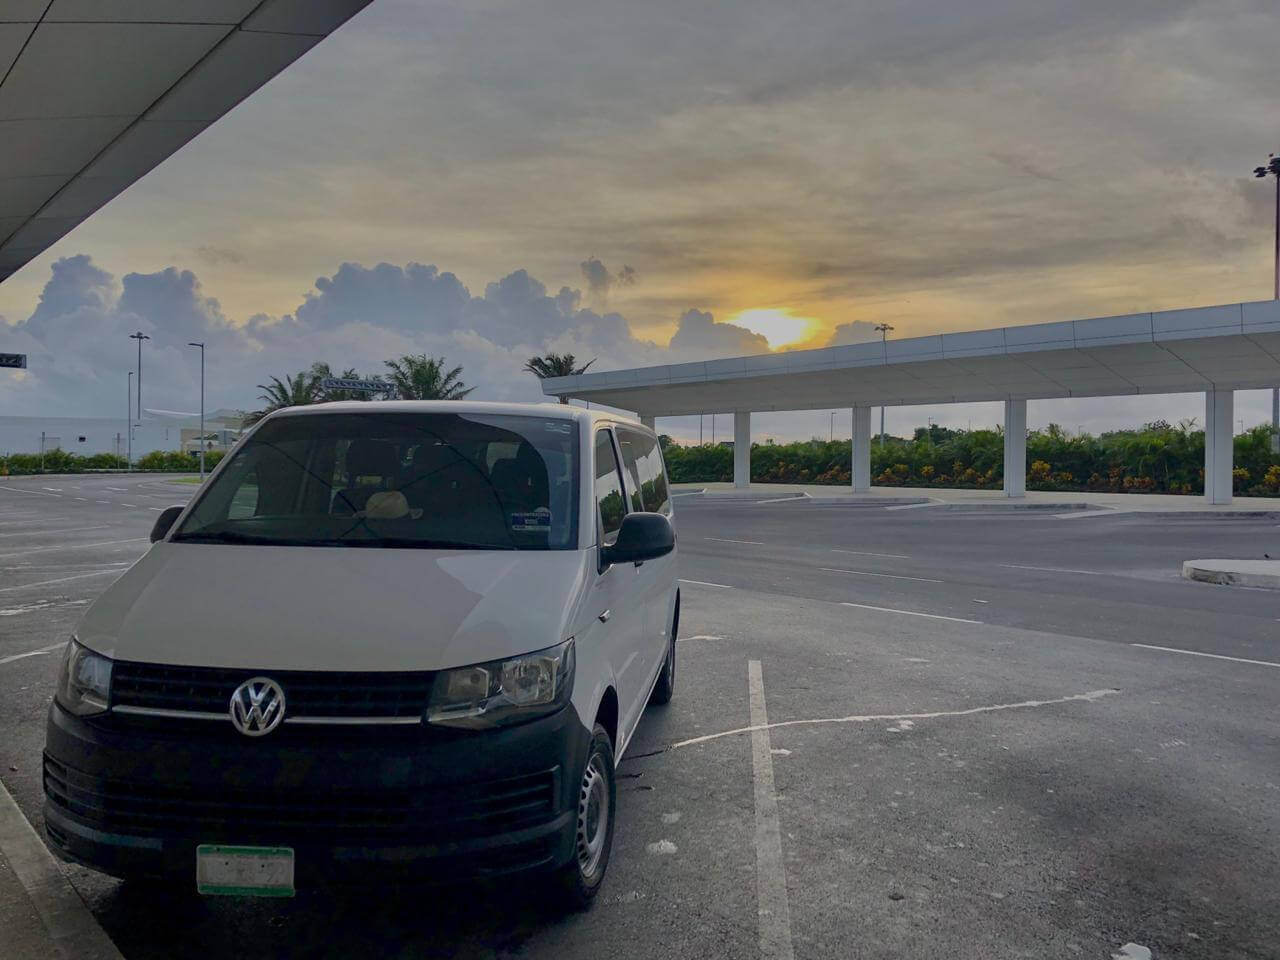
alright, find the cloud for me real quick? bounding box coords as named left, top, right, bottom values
left=666, top=308, right=769, bottom=358
left=194, top=245, right=245, bottom=266
left=826, top=320, right=882, bottom=346
left=579, top=257, right=639, bottom=302
left=0, top=255, right=739, bottom=418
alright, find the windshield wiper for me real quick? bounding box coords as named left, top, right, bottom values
left=322, top=536, right=518, bottom=551
left=169, top=530, right=298, bottom=546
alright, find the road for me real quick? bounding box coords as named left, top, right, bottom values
left=1, top=474, right=1278, bottom=959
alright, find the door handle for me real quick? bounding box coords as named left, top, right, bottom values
left=598, top=609, right=611, bottom=623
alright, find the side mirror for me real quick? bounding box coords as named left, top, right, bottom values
left=150, top=505, right=184, bottom=543
left=602, top=512, right=674, bottom=567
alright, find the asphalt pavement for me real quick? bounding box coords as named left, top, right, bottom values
left=1, top=475, right=1278, bottom=959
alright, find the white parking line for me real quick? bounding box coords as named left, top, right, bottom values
left=0, top=518, right=60, bottom=526
left=704, top=537, right=764, bottom=545
left=677, top=634, right=729, bottom=643
left=95, top=500, right=110, bottom=504
left=0, top=779, right=126, bottom=959
left=73, top=497, right=88, bottom=501
left=0, top=538, right=147, bottom=559
left=1001, top=563, right=1103, bottom=576
left=1131, top=643, right=1280, bottom=669
left=104, top=487, right=127, bottom=491
left=0, top=485, right=61, bottom=498
left=119, top=503, right=137, bottom=508
left=747, top=660, right=795, bottom=960
left=820, top=567, right=943, bottom=584
left=669, top=688, right=1118, bottom=749
left=841, top=602, right=982, bottom=624
left=678, top=578, right=734, bottom=589
left=0, top=641, right=65, bottom=667
left=0, top=525, right=111, bottom=538
left=831, top=548, right=910, bottom=559
left=755, top=495, right=809, bottom=504
left=0, top=569, right=124, bottom=593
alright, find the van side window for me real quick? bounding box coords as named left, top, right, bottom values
left=615, top=430, right=645, bottom=513
left=616, top=427, right=671, bottom=516
left=594, top=430, right=627, bottom=546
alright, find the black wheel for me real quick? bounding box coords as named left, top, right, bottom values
left=555, top=724, right=616, bottom=910
left=650, top=597, right=678, bottom=706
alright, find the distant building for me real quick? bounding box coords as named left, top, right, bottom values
left=0, top=409, right=244, bottom=457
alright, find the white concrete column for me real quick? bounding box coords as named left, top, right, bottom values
left=1204, top=389, right=1234, bottom=505
left=851, top=406, right=871, bottom=492
left=640, top=415, right=655, bottom=431
left=1003, top=399, right=1027, bottom=498
left=733, top=411, right=751, bottom=488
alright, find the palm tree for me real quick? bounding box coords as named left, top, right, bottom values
left=242, top=370, right=321, bottom=426
left=524, top=353, right=595, bottom=403
left=383, top=354, right=474, bottom=400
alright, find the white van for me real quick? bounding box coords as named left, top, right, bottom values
left=43, top=402, right=679, bottom=907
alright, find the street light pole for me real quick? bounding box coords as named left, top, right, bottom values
left=874, top=323, right=894, bottom=445
left=188, top=342, right=205, bottom=480
left=1254, top=154, right=1280, bottom=453
left=830, top=410, right=835, bottom=442
left=126, top=372, right=133, bottom=472
left=129, top=331, right=150, bottom=423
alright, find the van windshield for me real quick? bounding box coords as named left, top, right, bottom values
left=173, top=411, right=579, bottom=550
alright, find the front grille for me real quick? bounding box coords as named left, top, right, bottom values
left=111, top=661, right=434, bottom=719
left=44, top=756, right=558, bottom=841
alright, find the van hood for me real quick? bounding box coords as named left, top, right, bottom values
left=76, top=543, right=593, bottom=671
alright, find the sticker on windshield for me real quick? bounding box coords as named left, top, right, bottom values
left=511, top=507, right=553, bottom=531
left=543, top=422, right=572, bottom=434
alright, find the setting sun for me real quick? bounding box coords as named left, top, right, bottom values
left=730, top=308, right=819, bottom=349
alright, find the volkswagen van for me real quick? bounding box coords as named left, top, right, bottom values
left=43, top=401, right=678, bottom=907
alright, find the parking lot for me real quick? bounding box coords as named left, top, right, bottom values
left=2, top=474, right=1279, bottom=959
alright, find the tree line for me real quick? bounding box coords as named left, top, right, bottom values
left=660, top=420, right=1280, bottom=497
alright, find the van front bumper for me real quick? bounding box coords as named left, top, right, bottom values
left=43, top=701, right=590, bottom=887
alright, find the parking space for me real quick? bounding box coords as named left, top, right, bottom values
left=1, top=478, right=1278, bottom=958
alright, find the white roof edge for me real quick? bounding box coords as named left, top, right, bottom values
left=540, top=299, right=1280, bottom=413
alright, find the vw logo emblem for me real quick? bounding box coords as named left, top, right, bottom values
left=229, top=677, right=286, bottom=737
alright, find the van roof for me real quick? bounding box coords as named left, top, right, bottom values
left=269, top=399, right=648, bottom=430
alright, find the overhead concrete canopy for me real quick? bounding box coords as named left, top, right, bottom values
left=541, top=300, right=1280, bottom=417
left=0, top=0, right=373, bottom=283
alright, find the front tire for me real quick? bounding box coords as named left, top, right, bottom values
left=555, top=724, right=616, bottom=910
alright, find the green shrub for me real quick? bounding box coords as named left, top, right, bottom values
left=659, top=420, right=1280, bottom=497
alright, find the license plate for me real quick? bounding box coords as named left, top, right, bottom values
left=196, top=845, right=295, bottom=897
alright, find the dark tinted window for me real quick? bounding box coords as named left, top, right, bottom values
left=174, top=412, right=578, bottom=550
left=617, top=427, right=671, bottom=515
left=594, top=430, right=626, bottom=546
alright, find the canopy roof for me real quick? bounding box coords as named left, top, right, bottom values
left=541, top=300, right=1280, bottom=416
left=1, top=0, right=373, bottom=283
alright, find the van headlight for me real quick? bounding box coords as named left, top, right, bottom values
left=427, top=639, right=574, bottom=729
left=55, top=639, right=113, bottom=717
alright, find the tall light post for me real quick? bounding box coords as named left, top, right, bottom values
left=128, top=331, right=150, bottom=423
left=875, top=323, right=894, bottom=444
left=126, top=372, right=133, bottom=472
left=188, top=341, right=205, bottom=480
left=829, top=410, right=835, bottom=442
left=1255, top=154, right=1280, bottom=453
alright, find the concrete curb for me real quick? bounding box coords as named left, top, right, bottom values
left=1183, top=559, right=1280, bottom=590
left=0, top=778, right=124, bottom=960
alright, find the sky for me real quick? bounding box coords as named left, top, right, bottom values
left=2, top=0, right=1279, bottom=444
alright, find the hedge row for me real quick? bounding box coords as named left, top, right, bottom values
left=660, top=422, right=1280, bottom=497
left=0, top=449, right=225, bottom=476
